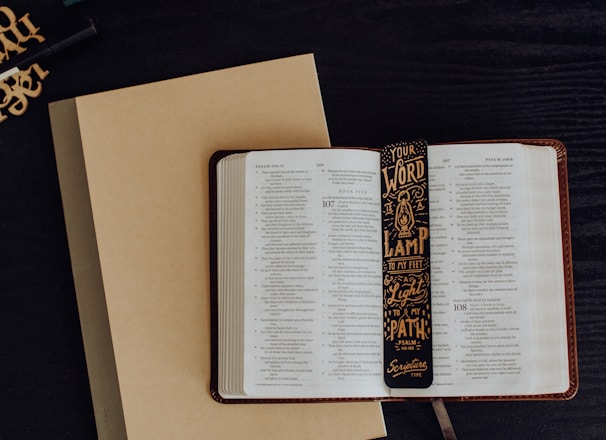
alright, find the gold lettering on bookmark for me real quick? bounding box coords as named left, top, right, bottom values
left=382, top=140, right=433, bottom=387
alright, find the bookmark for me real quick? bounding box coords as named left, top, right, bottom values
left=381, top=140, right=432, bottom=388
left=431, top=398, right=458, bottom=440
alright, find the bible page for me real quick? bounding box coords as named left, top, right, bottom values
left=242, top=149, right=387, bottom=398
left=393, top=143, right=566, bottom=397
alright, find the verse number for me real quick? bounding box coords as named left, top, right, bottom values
left=322, top=200, right=335, bottom=208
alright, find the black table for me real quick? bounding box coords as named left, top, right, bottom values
left=1, top=1, right=604, bottom=438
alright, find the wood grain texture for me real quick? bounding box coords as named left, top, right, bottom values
left=1, top=0, right=604, bottom=438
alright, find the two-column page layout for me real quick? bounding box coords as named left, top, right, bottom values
left=210, top=142, right=576, bottom=402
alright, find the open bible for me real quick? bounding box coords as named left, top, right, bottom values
left=209, top=140, right=577, bottom=403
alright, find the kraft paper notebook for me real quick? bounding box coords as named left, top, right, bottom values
left=48, top=54, right=386, bottom=440
left=208, top=139, right=577, bottom=403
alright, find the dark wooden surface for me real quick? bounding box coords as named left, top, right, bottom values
left=1, top=1, right=605, bottom=438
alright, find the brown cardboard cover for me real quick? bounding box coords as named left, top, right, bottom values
left=49, top=54, right=387, bottom=440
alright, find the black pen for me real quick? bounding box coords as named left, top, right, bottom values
left=0, top=18, right=97, bottom=81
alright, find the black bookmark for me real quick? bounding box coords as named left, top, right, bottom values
left=381, top=140, right=432, bottom=388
